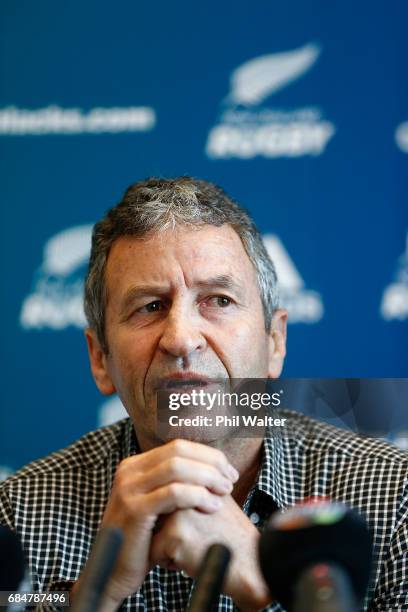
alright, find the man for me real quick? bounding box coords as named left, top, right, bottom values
left=1, top=177, right=407, bottom=611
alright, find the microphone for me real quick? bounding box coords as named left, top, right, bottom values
left=70, top=527, right=123, bottom=612
left=187, top=543, right=231, bottom=612
left=0, top=525, right=25, bottom=591
left=259, top=501, right=372, bottom=612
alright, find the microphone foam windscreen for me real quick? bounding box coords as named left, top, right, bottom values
left=259, top=502, right=372, bottom=610
left=0, top=525, right=25, bottom=590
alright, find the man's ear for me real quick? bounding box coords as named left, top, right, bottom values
left=267, top=309, right=288, bottom=379
left=85, top=328, right=116, bottom=395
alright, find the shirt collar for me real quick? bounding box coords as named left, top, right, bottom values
left=255, top=427, right=302, bottom=510
left=122, top=418, right=140, bottom=458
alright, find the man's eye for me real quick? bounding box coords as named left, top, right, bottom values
left=139, top=300, right=164, bottom=313
left=207, top=296, right=232, bottom=308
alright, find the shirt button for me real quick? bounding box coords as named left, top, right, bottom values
left=249, top=512, right=260, bottom=525
left=181, top=570, right=190, bottom=578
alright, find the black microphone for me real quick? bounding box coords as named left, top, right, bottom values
left=259, top=501, right=372, bottom=612
left=187, top=543, right=231, bottom=612
left=70, top=527, right=123, bottom=612
left=0, top=525, right=25, bottom=591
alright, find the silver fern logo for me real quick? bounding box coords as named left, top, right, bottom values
left=226, top=44, right=320, bottom=106
left=20, top=225, right=92, bottom=329
left=206, top=43, right=335, bottom=159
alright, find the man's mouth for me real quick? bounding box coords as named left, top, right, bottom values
left=165, top=379, right=208, bottom=389
left=155, top=374, right=211, bottom=393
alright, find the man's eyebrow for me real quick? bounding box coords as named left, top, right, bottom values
left=120, top=285, right=166, bottom=313
left=195, top=275, right=244, bottom=296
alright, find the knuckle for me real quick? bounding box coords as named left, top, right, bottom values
left=114, top=469, right=126, bottom=488
left=118, top=456, right=137, bottom=473
left=166, top=482, right=181, bottom=500
left=214, top=448, right=227, bottom=463
left=120, top=456, right=132, bottom=468
left=166, top=456, right=183, bottom=477
left=169, top=438, right=188, bottom=455
left=167, top=535, right=183, bottom=559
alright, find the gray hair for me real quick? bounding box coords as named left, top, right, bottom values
left=84, top=176, right=279, bottom=353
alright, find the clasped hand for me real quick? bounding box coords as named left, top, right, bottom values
left=77, top=439, right=271, bottom=612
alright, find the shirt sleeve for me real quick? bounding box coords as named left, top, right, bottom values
left=1, top=482, right=73, bottom=612
left=368, top=483, right=408, bottom=610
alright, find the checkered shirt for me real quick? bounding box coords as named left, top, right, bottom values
left=0, top=411, right=407, bottom=611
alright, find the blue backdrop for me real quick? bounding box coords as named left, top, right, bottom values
left=1, top=0, right=407, bottom=475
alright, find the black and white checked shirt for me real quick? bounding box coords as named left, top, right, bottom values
left=1, top=411, right=407, bottom=611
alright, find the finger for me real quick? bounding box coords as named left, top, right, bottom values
left=120, top=439, right=239, bottom=482
left=130, top=457, right=234, bottom=495
left=141, top=483, right=223, bottom=515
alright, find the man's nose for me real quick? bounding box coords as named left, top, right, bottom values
left=158, top=305, right=206, bottom=359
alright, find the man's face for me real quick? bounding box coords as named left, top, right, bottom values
left=86, top=224, right=287, bottom=448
